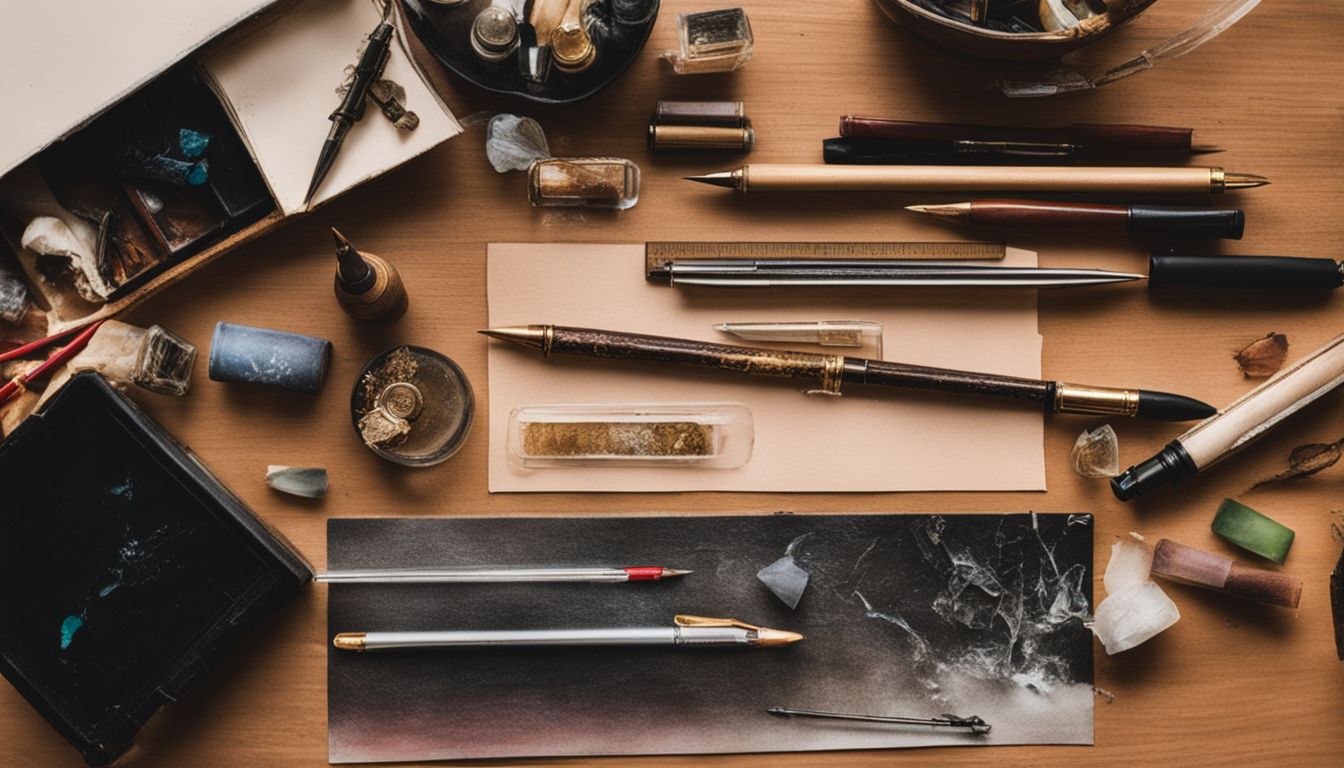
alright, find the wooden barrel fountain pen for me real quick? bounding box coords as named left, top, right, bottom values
left=481, top=325, right=1215, bottom=421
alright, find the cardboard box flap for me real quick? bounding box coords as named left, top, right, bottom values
left=0, top=0, right=280, bottom=180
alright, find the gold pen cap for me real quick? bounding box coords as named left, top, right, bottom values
left=673, top=614, right=804, bottom=646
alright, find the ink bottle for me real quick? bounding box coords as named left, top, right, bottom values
left=662, top=8, right=754, bottom=74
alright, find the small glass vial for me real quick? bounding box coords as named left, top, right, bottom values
left=714, top=321, right=884, bottom=357
left=527, top=158, right=640, bottom=209
left=68, top=320, right=197, bottom=396
left=662, top=8, right=754, bottom=74
left=507, top=403, right=754, bottom=469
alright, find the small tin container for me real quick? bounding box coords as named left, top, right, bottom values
left=653, top=100, right=746, bottom=126
left=648, top=123, right=754, bottom=152
left=208, top=322, right=332, bottom=394
left=351, top=346, right=474, bottom=467
left=471, top=6, right=520, bottom=62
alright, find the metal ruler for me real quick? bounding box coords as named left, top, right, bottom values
left=645, top=241, right=1004, bottom=275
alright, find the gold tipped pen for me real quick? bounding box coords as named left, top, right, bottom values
left=333, top=632, right=367, bottom=651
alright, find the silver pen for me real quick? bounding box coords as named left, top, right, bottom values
left=650, top=260, right=1144, bottom=288
left=332, top=615, right=804, bottom=651
left=316, top=566, right=691, bottom=584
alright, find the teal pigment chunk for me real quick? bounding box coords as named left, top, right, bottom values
left=1212, top=498, right=1295, bottom=564
left=186, top=160, right=209, bottom=186
left=178, top=128, right=211, bottom=159
left=59, top=614, right=84, bottom=650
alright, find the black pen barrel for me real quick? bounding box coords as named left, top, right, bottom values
left=1128, top=206, right=1244, bottom=239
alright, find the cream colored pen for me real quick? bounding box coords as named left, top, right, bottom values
left=685, top=164, right=1269, bottom=194
left=1113, top=333, right=1344, bottom=500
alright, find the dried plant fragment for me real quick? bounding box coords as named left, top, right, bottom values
left=1070, top=424, right=1119, bottom=478
left=1235, top=333, right=1288, bottom=378
left=1251, top=437, right=1344, bottom=490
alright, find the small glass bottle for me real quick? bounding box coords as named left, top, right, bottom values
left=69, top=320, right=197, bottom=396
left=662, top=8, right=754, bottom=74
left=527, top=158, right=640, bottom=209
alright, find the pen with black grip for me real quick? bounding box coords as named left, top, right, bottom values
left=482, top=325, right=1215, bottom=422
left=906, top=200, right=1245, bottom=240
left=1149, top=252, right=1344, bottom=291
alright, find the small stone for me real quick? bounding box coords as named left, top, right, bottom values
left=1070, top=424, right=1120, bottom=478
left=757, top=555, right=809, bottom=609
left=178, top=128, right=212, bottom=159
left=1092, top=537, right=1180, bottom=655
left=1235, top=333, right=1289, bottom=378
left=266, top=466, right=329, bottom=498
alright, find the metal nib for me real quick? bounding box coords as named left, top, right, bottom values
left=683, top=171, right=739, bottom=189
left=479, top=326, right=547, bottom=350
left=1224, top=172, right=1270, bottom=189
left=753, top=628, right=806, bottom=646
left=660, top=568, right=693, bottom=578
left=904, top=202, right=971, bottom=224
left=1189, top=144, right=1225, bottom=155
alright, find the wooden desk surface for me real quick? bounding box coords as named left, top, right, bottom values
left=4, top=1, right=1343, bottom=765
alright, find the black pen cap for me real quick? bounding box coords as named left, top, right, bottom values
left=1111, top=440, right=1199, bottom=501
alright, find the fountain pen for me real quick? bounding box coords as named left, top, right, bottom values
left=333, top=615, right=804, bottom=651
left=303, top=2, right=396, bottom=205
left=482, top=324, right=1215, bottom=421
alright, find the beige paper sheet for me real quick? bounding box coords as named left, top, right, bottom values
left=199, top=0, right=462, bottom=215
left=487, top=243, right=1046, bottom=492
left=0, top=0, right=277, bottom=179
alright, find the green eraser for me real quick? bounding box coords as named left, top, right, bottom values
left=1212, top=498, right=1295, bottom=564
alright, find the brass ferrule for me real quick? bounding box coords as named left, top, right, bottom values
left=540, top=324, right=555, bottom=356
left=734, top=167, right=747, bottom=192
left=1053, top=382, right=1140, bottom=416
left=805, top=355, right=846, bottom=396
left=1210, top=167, right=1225, bottom=193
left=332, top=632, right=368, bottom=651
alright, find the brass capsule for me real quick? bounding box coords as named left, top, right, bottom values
left=648, top=122, right=755, bottom=152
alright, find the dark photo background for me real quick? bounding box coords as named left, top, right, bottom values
left=328, top=513, right=1093, bottom=763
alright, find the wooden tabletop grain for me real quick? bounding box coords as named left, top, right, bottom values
left=4, top=1, right=1343, bottom=765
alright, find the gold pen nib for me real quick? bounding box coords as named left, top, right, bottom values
left=1223, top=172, right=1270, bottom=189
left=904, top=202, right=971, bottom=225
left=332, top=632, right=367, bottom=651
left=752, top=628, right=806, bottom=646
left=479, top=325, right=549, bottom=350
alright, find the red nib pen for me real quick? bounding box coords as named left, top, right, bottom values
left=0, top=320, right=106, bottom=406
left=315, top=566, right=693, bottom=584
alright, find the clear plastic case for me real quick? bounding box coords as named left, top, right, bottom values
left=507, top=403, right=754, bottom=468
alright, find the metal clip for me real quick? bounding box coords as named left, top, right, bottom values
left=953, top=139, right=1075, bottom=157
left=674, top=614, right=760, bottom=631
